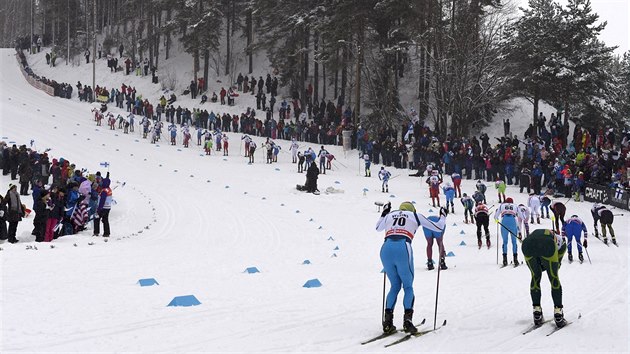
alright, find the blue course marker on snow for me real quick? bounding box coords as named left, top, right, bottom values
left=244, top=191, right=248, bottom=194
left=327, top=236, right=334, bottom=241
left=331, top=253, right=337, bottom=258
left=262, top=197, right=266, bottom=200
left=428, top=209, right=434, bottom=213
left=167, top=295, right=201, bottom=307
left=303, top=279, right=322, bottom=288
left=302, top=260, right=311, bottom=265
left=280, top=203, right=285, bottom=206
left=174, top=169, right=178, bottom=172
left=335, top=181, right=341, bottom=184
left=225, top=185, right=230, bottom=189
left=412, top=201, right=416, bottom=204
left=137, top=278, right=159, bottom=287
left=244, top=267, right=260, bottom=274
left=459, top=241, right=466, bottom=246
left=318, top=226, right=323, bottom=229
left=309, top=218, right=314, bottom=222
left=275, top=168, right=280, bottom=171
left=460, top=230, right=465, bottom=235
left=295, top=210, right=300, bottom=213
left=177, top=149, right=182, bottom=151
left=446, top=251, right=455, bottom=257
left=452, top=223, right=457, bottom=226
left=389, top=195, right=396, bottom=198
left=334, top=246, right=339, bottom=250
left=135, top=139, right=139, bottom=142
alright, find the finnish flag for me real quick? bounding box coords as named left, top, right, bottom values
left=99, top=162, right=110, bottom=168
left=614, top=188, right=624, bottom=200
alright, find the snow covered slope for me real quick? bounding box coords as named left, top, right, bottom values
left=0, top=49, right=628, bottom=353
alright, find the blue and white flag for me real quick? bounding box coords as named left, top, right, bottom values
left=99, top=162, right=110, bottom=168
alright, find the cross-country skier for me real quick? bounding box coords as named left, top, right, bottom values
left=528, top=193, right=541, bottom=224
left=423, top=207, right=450, bottom=271
left=561, top=215, right=588, bottom=263
left=169, top=124, right=177, bottom=145
left=475, top=180, right=487, bottom=203
left=222, top=134, right=229, bottom=156
left=363, top=153, right=371, bottom=177
left=550, top=201, right=566, bottom=233
left=297, top=152, right=305, bottom=173
left=451, top=172, right=462, bottom=198
left=495, top=179, right=506, bottom=203
left=461, top=193, right=474, bottom=224
left=379, top=167, right=391, bottom=193
left=516, top=203, right=531, bottom=239
left=427, top=171, right=442, bottom=207
left=376, top=202, right=448, bottom=335
left=540, top=194, right=551, bottom=219
left=494, top=197, right=520, bottom=267
left=248, top=141, right=257, bottom=163
left=289, top=138, right=299, bottom=163
left=521, top=228, right=568, bottom=328
left=242, top=135, right=251, bottom=157
left=443, top=182, right=455, bottom=214
left=318, top=146, right=328, bottom=174
left=591, top=203, right=616, bottom=245
left=474, top=202, right=491, bottom=249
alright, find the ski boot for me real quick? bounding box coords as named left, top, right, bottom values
left=382, top=187, right=385, bottom=193
left=536, top=217, right=540, bottom=224
left=486, top=236, right=491, bottom=249
left=612, top=239, right=617, bottom=246
left=439, top=257, right=448, bottom=270
left=603, top=238, right=608, bottom=245
left=513, top=253, right=519, bottom=267
left=477, top=238, right=483, bottom=249
left=403, top=309, right=418, bottom=334
left=533, top=306, right=544, bottom=325
left=502, top=253, right=508, bottom=267
left=427, top=259, right=435, bottom=270
left=530, top=218, right=534, bottom=224
left=554, top=307, right=567, bottom=328
left=383, top=309, right=396, bottom=333
left=450, top=206, right=454, bottom=214
left=578, top=252, right=584, bottom=263
left=386, top=187, right=388, bottom=193
left=567, top=252, right=573, bottom=263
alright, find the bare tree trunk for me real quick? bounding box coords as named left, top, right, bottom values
left=340, top=45, right=348, bottom=105
left=313, top=32, right=319, bottom=102
left=246, top=6, right=252, bottom=74
left=165, top=8, right=171, bottom=60
left=334, top=48, right=339, bottom=98
left=354, top=22, right=364, bottom=127
left=225, top=1, right=231, bottom=76
left=154, top=8, right=161, bottom=68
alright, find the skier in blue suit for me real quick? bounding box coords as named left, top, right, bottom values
left=376, top=202, right=448, bottom=334
left=561, top=215, right=588, bottom=263
left=443, top=182, right=456, bottom=214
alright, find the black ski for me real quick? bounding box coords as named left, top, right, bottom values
left=522, top=319, right=553, bottom=335
left=360, top=318, right=426, bottom=345
left=594, top=235, right=610, bottom=247
left=383, top=320, right=446, bottom=348
left=546, top=321, right=572, bottom=336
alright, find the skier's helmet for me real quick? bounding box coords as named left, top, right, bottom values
left=505, top=197, right=514, bottom=203
left=399, top=201, right=416, bottom=212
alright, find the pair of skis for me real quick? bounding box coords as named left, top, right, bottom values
left=361, top=319, right=447, bottom=347
left=522, top=313, right=580, bottom=336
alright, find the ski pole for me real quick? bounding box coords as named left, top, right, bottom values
left=577, top=240, right=592, bottom=265
left=433, top=255, right=442, bottom=331
left=496, top=222, right=499, bottom=264
left=382, top=272, right=387, bottom=325
left=613, top=213, right=624, bottom=216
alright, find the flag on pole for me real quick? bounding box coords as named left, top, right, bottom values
left=99, top=162, right=110, bottom=168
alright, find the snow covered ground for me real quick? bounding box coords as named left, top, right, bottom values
left=1, top=48, right=628, bottom=353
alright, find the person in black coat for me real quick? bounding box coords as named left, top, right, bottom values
left=0, top=194, right=7, bottom=241
left=32, top=190, right=50, bottom=242
left=305, top=163, right=320, bottom=193
left=2, top=184, right=23, bottom=243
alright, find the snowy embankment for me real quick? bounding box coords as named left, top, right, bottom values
left=0, top=49, right=628, bottom=353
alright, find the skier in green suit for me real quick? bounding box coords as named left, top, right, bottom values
left=521, top=228, right=568, bottom=328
